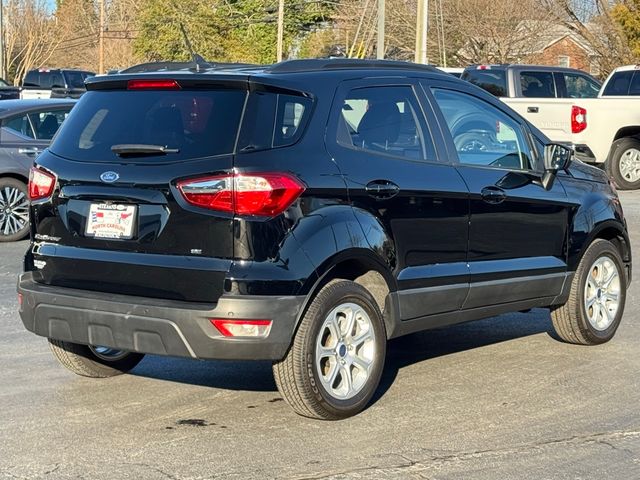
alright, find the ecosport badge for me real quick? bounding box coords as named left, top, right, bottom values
left=100, top=171, right=120, bottom=183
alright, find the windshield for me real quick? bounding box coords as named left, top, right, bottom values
left=50, top=89, right=247, bottom=163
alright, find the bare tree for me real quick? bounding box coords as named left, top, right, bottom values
left=4, top=0, right=65, bottom=84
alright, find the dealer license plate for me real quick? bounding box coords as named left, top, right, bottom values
left=86, top=203, right=136, bottom=239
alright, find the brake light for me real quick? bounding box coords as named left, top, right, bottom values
left=571, top=106, right=587, bottom=134
left=127, top=79, right=181, bottom=90
left=177, top=173, right=305, bottom=217
left=477, top=65, right=491, bottom=70
left=211, top=319, right=272, bottom=337
left=28, top=167, right=56, bottom=200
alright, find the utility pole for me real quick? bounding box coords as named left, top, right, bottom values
left=414, top=0, right=428, bottom=64
left=99, top=0, right=105, bottom=74
left=276, top=0, right=284, bottom=62
left=376, top=0, right=385, bottom=59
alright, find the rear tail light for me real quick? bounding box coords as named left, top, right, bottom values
left=211, top=319, right=272, bottom=337
left=127, top=79, right=181, bottom=90
left=28, top=167, right=56, bottom=200
left=17, top=293, right=23, bottom=307
left=177, top=173, right=305, bottom=217
left=571, top=106, right=587, bottom=134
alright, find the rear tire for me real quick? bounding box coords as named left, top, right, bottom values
left=273, top=280, right=386, bottom=420
left=607, top=138, right=640, bottom=190
left=0, top=177, right=30, bottom=242
left=48, top=339, right=145, bottom=378
left=551, top=239, right=626, bottom=345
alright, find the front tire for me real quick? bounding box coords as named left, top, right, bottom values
left=0, top=177, right=30, bottom=242
left=551, top=239, right=626, bottom=345
left=48, top=339, right=145, bottom=378
left=273, top=280, right=387, bottom=420
left=608, top=138, right=640, bottom=190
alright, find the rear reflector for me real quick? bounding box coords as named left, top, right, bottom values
left=211, top=319, right=272, bottom=337
left=177, top=172, right=305, bottom=217
left=571, top=106, right=587, bottom=134
left=17, top=293, right=23, bottom=307
left=28, top=167, right=56, bottom=200
left=127, top=79, right=181, bottom=90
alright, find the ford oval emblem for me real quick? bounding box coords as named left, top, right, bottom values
left=100, top=171, right=119, bottom=183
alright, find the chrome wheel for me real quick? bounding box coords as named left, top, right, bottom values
left=0, top=185, right=29, bottom=237
left=89, top=345, right=129, bottom=362
left=618, top=148, right=640, bottom=183
left=315, top=302, right=376, bottom=400
left=584, top=256, right=621, bottom=331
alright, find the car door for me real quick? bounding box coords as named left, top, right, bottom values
left=1, top=107, right=72, bottom=175
left=326, top=78, right=470, bottom=320
left=426, top=83, right=571, bottom=309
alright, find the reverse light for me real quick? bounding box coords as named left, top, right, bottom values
left=571, top=106, right=587, bottom=134
left=211, top=319, right=272, bottom=338
left=28, top=167, right=56, bottom=200
left=177, top=173, right=305, bottom=217
left=127, top=79, right=181, bottom=90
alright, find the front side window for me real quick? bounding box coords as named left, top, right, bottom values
left=4, top=115, right=34, bottom=138
left=564, top=73, right=600, bottom=98
left=433, top=88, right=536, bottom=171
left=520, top=71, right=556, bottom=98
left=336, top=85, right=434, bottom=161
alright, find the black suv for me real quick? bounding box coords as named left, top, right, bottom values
left=18, top=59, right=631, bottom=419
left=22, top=69, right=95, bottom=99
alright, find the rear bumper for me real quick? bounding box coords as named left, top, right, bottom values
left=18, top=273, right=304, bottom=361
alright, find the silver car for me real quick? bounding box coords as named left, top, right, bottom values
left=0, top=99, right=75, bottom=241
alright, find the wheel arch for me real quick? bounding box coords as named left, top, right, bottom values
left=571, top=220, right=631, bottom=281
left=0, top=172, right=28, bottom=184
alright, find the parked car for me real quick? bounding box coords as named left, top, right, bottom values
left=0, top=99, right=75, bottom=241
left=599, top=64, right=640, bottom=97
left=0, top=78, right=21, bottom=100
left=21, top=69, right=94, bottom=100
left=18, top=59, right=630, bottom=419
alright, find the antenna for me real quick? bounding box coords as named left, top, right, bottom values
left=179, top=23, right=210, bottom=72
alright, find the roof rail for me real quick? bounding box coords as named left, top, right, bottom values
left=266, top=58, right=440, bottom=74
left=117, top=61, right=257, bottom=74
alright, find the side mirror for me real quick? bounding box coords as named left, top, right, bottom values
left=541, top=143, right=573, bottom=190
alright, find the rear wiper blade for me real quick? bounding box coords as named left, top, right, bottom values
left=111, top=144, right=180, bottom=156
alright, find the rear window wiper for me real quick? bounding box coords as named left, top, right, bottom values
left=111, top=144, right=180, bottom=156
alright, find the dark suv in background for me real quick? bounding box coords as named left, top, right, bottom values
left=18, top=59, right=631, bottom=419
left=22, top=68, right=95, bottom=99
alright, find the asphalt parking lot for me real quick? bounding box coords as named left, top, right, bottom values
left=1, top=193, right=640, bottom=480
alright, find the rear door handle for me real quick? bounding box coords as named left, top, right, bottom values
left=18, top=147, right=42, bottom=156
left=481, top=186, right=507, bottom=204
left=527, top=106, right=539, bottom=113
left=365, top=180, right=400, bottom=199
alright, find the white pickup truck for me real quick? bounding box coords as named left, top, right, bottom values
left=462, top=64, right=640, bottom=190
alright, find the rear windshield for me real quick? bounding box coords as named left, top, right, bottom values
left=50, top=89, right=247, bottom=162
left=461, top=69, right=508, bottom=97
left=602, top=71, right=634, bottom=96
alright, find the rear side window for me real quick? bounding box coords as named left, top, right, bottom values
left=563, top=72, right=600, bottom=98
left=28, top=108, right=72, bottom=140
left=520, top=71, right=556, bottom=98
left=237, top=92, right=312, bottom=152
left=23, top=71, right=39, bottom=87
left=602, top=71, right=634, bottom=96
left=50, top=89, right=247, bottom=162
left=64, top=71, right=87, bottom=89
left=4, top=115, right=35, bottom=138
left=461, top=70, right=507, bottom=97
left=336, top=85, right=434, bottom=161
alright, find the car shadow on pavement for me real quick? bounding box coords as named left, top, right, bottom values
left=130, top=309, right=555, bottom=399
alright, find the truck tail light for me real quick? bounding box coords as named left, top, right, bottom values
left=177, top=173, right=304, bottom=217
left=211, top=319, right=272, bottom=337
left=28, top=167, right=56, bottom=200
left=571, top=106, right=587, bottom=134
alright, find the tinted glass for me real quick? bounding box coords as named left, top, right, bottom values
left=563, top=72, right=600, bottom=98
left=629, top=72, right=640, bottom=95
left=237, top=92, right=312, bottom=152
left=602, top=71, right=633, bottom=96
left=49, top=72, right=64, bottom=88
left=28, top=108, right=72, bottom=140
left=461, top=69, right=508, bottom=97
left=520, top=71, right=556, bottom=98
left=64, top=71, right=87, bottom=89
left=433, top=89, right=535, bottom=171
left=50, top=89, right=247, bottom=162
left=23, top=71, right=39, bottom=87
left=4, top=115, right=35, bottom=138
left=336, top=85, right=434, bottom=161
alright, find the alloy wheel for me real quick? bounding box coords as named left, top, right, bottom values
left=0, top=185, right=29, bottom=237
left=584, top=255, right=621, bottom=331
